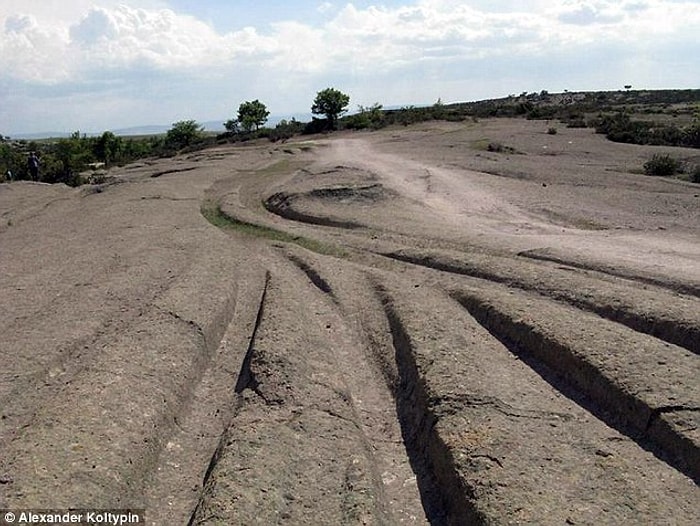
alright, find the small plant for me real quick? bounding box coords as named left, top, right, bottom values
left=643, top=154, right=681, bottom=176
left=487, top=141, right=504, bottom=152
left=566, top=118, right=587, bottom=128
left=88, top=172, right=108, bottom=185
left=547, top=127, right=557, bottom=135
left=690, top=164, right=700, bottom=184
left=487, top=141, right=516, bottom=154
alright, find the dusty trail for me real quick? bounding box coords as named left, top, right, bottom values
left=1, top=120, right=698, bottom=524
left=324, top=137, right=700, bottom=290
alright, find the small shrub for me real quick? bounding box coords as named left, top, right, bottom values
left=487, top=142, right=516, bottom=154
left=643, top=154, right=681, bottom=176
left=690, top=164, right=700, bottom=184
left=303, top=117, right=329, bottom=135
left=268, top=119, right=304, bottom=142
left=344, top=103, right=385, bottom=130
left=87, top=171, right=108, bottom=185
left=547, top=127, right=557, bottom=135
left=487, top=141, right=504, bottom=152
left=566, top=118, right=587, bottom=128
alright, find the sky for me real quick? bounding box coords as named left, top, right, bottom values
left=1, top=0, right=699, bottom=135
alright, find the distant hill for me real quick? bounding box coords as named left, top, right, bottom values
left=8, top=89, right=699, bottom=140
left=9, top=113, right=315, bottom=140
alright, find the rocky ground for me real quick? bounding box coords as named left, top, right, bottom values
left=0, top=119, right=698, bottom=525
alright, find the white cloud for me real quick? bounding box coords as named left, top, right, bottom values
left=70, top=6, right=232, bottom=71
left=0, top=0, right=698, bottom=134
left=558, top=3, right=623, bottom=25
left=2, top=0, right=698, bottom=83
left=0, top=14, right=71, bottom=83
left=318, top=2, right=335, bottom=14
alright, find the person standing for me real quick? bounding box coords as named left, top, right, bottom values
left=28, top=152, right=40, bottom=181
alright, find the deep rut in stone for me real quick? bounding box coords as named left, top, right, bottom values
left=383, top=249, right=700, bottom=355
left=451, top=288, right=700, bottom=483
left=5, top=126, right=699, bottom=525
left=188, top=257, right=442, bottom=524
left=374, top=283, right=482, bottom=526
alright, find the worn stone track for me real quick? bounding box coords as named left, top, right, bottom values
left=1, top=122, right=698, bottom=525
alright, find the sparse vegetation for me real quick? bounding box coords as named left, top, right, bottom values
left=201, top=200, right=344, bottom=256
left=345, top=104, right=385, bottom=130
left=0, top=129, right=188, bottom=185
left=269, top=119, right=305, bottom=142
left=4, top=89, right=699, bottom=187
left=643, top=154, right=682, bottom=176
left=487, top=141, right=516, bottom=154
left=591, top=111, right=699, bottom=148
left=690, top=165, right=700, bottom=184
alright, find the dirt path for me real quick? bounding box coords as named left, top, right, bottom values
left=1, top=120, right=698, bottom=524
left=324, top=136, right=700, bottom=291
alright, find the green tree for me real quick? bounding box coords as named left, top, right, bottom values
left=431, top=98, right=446, bottom=119
left=166, top=120, right=203, bottom=149
left=311, top=88, right=350, bottom=130
left=0, top=142, right=24, bottom=179
left=94, top=131, right=123, bottom=165
left=223, top=119, right=240, bottom=134
left=237, top=100, right=270, bottom=132
left=52, top=131, right=94, bottom=185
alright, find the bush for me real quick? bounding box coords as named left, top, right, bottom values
left=593, top=111, right=699, bottom=149
left=547, top=127, right=557, bottom=135
left=643, top=154, right=681, bottom=176
left=487, top=142, right=516, bottom=154
left=344, top=103, right=385, bottom=130
left=566, top=118, right=587, bottom=128
left=268, top=119, right=304, bottom=142
left=303, top=118, right=330, bottom=135
left=690, top=165, right=700, bottom=183
left=165, top=120, right=203, bottom=150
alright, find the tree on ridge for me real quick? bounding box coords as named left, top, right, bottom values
left=311, top=88, right=350, bottom=130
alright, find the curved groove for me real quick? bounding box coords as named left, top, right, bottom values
left=264, top=192, right=365, bottom=229
left=151, top=166, right=198, bottom=178
left=517, top=249, right=700, bottom=298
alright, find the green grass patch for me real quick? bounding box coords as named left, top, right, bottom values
left=470, top=139, right=517, bottom=154
left=470, top=138, right=491, bottom=151
left=201, top=201, right=346, bottom=256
